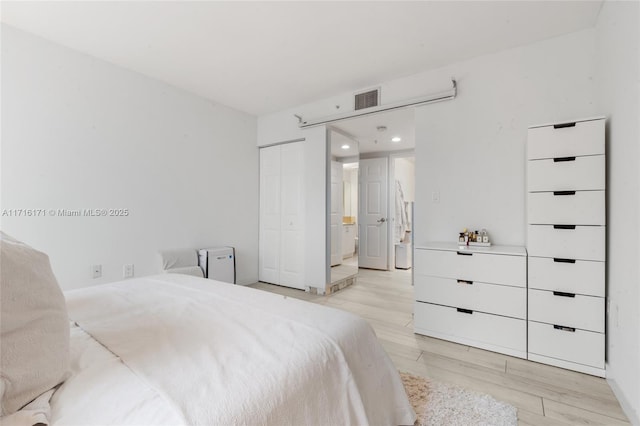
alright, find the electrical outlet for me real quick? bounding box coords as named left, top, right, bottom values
left=92, top=264, right=102, bottom=279
left=432, top=191, right=440, bottom=203
left=123, top=264, right=134, bottom=278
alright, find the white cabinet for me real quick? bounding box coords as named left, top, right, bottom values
left=528, top=322, right=605, bottom=371
left=414, top=303, right=526, bottom=355
left=527, top=117, right=606, bottom=377
left=414, top=242, right=527, bottom=358
left=527, top=155, right=605, bottom=192
left=342, top=224, right=356, bottom=258
left=528, top=257, right=605, bottom=297
left=414, top=246, right=526, bottom=287
left=527, top=225, right=605, bottom=261
left=527, top=118, right=605, bottom=159
left=259, top=143, right=305, bottom=289
left=528, top=191, right=605, bottom=225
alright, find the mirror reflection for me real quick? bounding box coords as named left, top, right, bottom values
left=329, top=130, right=359, bottom=285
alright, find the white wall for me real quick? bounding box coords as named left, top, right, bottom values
left=594, top=1, right=640, bottom=421
left=259, top=29, right=599, bottom=278
left=259, top=29, right=597, bottom=247
left=1, top=25, right=259, bottom=289
left=415, top=29, right=598, bottom=245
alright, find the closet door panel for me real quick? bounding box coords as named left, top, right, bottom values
left=279, top=142, right=305, bottom=289
left=259, top=146, right=282, bottom=284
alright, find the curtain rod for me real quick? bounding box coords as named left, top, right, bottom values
left=297, top=79, right=457, bottom=129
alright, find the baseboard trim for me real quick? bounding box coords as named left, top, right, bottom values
left=606, top=366, right=640, bottom=425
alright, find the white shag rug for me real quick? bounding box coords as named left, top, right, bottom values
left=400, top=372, right=518, bottom=426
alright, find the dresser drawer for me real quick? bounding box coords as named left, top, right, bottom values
left=528, top=321, right=604, bottom=369
left=528, top=256, right=604, bottom=297
left=528, top=119, right=604, bottom=160
left=528, top=191, right=605, bottom=225
left=414, top=249, right=525, bottom=287
left=529, top=289, right=604, bottom=333
left=415, top=302, right=526, bottom=354
left=528, top=225, right=605, bottom=261
left=528, top=155, right=605, bottom=192
left=414, top=275, right=525, bottom=319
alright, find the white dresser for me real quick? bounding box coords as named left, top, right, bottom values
left=414, top=242, right=527, bottom=358
left=527, top=117, right=606, bottom=377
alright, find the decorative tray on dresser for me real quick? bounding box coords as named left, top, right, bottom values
left=414, top=242, right=527, bottom=359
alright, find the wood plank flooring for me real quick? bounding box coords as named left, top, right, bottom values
left=250, top=268, right=629, bottom=425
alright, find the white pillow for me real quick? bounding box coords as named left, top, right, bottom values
left=0, top=232, right=70, bottom=416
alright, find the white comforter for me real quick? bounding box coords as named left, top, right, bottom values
left=61, top=274, right=415, bottom=425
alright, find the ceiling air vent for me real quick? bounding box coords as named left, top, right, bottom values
left=354, top=89, right=380, bottom=110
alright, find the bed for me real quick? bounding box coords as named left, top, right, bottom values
left=1, top=231, right=415, bottom=425
left=48, top=273, right=416, bottom=425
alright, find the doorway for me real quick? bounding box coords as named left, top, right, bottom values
left=328, top=106, right=416, bottom=281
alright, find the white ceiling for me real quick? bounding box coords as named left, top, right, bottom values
left=333, top=107, right=415, bottom=154
left=1, top=1, right=603, bottom=116
left=330, top=130, right=359, bottom=158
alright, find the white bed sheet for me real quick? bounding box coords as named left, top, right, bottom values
left=58, top=274, right=415, bottom=425
left=51, top=324, right=183, bottom=425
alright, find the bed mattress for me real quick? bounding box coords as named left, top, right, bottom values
left=54, top=274, right=415, bottom=425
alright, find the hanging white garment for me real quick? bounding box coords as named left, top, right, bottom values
left=395, top=180, right=408, bottom=243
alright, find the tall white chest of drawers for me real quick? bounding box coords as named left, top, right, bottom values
left=527, top=117, right=606, bottom=377
left=414, top=243, right=527, bottom=358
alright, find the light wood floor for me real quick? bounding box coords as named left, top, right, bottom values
left=250, top=268, right=630, bottom=425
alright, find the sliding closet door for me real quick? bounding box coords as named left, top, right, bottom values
left=259, top=145, right=281, bottom=284
left=259, top=142, right=305, bottom=289
left=279, top=143, right=305, bottom=289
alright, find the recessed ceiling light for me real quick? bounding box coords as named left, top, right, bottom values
left=341, top=144, right=350, bottom=150
left=391, top=136, right=402, bottom=143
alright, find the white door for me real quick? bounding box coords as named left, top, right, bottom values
left=330, top=161, right=343, bottom=266
left=259, top=143, right=305, bottom=289
left=279, top=143, right=305, bottom=289
left=359, top=157, right=388, bottom=270
left=259, top=145, right=281, bottom=284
